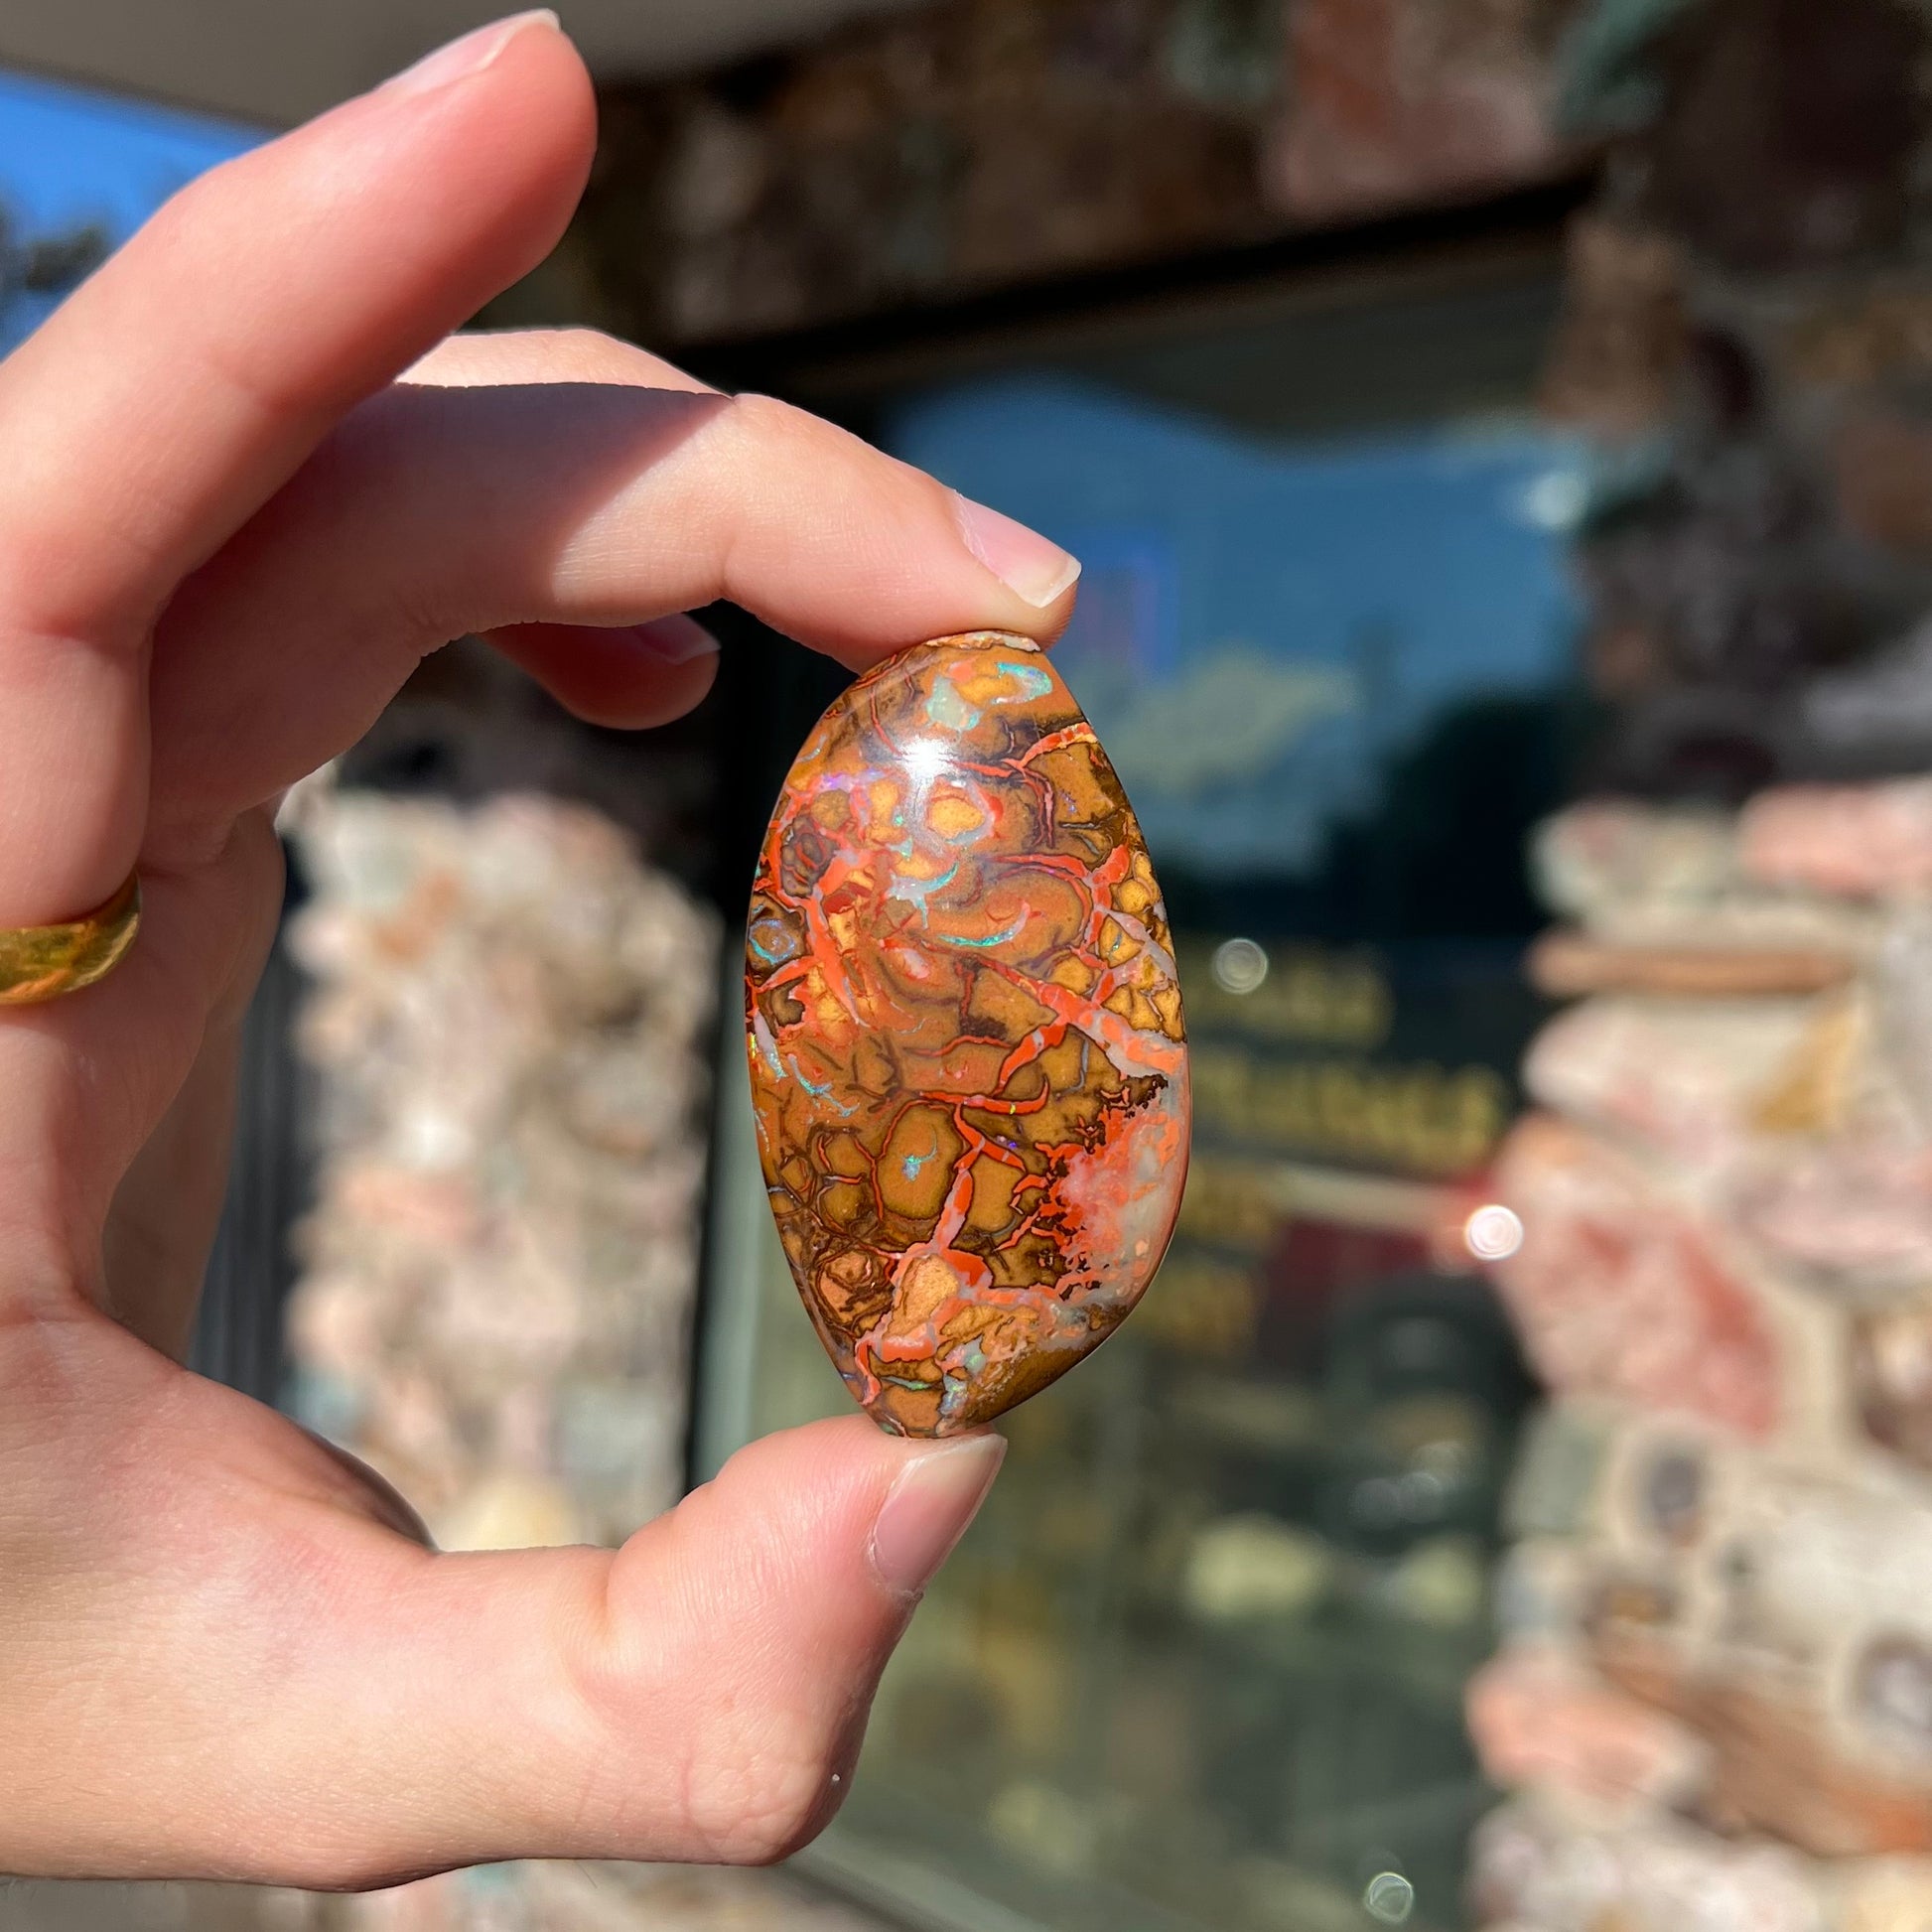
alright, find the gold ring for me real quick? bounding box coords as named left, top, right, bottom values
left=0, top=873, right=142, bottom=1007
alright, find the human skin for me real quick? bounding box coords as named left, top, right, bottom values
left=0, top=11, right=1082, bottom=1887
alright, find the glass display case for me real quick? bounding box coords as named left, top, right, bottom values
left=698, top=250, right=1582, bottom=1932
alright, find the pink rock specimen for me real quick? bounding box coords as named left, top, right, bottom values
left=1533, top=799, right=1740, bottom=929
left=1469, top=1798, right=1825, bottom=1932
left=1491, top=1115, right=1784, bottom=1440
left=285, top=791, right=719, bottom=1544
left=1740, top=779, right=1932, bottom=899
left=1465, top=1647, right=1710, bottom=1819
left=1735, top=1141, right=1932, bottom=1301
left=1270, top=0, right=1562, bottom=222
left=1523, top=995, right=1818, bottom=1169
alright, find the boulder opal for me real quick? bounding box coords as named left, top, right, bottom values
left=746, top=630, right=1190, bottom=1436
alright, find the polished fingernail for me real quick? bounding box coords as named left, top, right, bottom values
left=629, top=614, right=722, bottom=666
left=950, top=492, right=1081, bottom=609
left=870, top=1434, right=1006, bottom=1597
left=381, top=10, right=561, bottom=99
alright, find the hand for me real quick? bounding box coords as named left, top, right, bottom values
left=0, top=11, right=1078, bottom=1886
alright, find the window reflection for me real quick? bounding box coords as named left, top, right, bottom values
left=711, top=320, right=1578, bottom=1930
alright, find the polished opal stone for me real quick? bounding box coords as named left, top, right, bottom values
left=746, top=630, right=1190, bottom=1437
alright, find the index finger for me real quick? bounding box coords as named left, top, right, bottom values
left=0, top=11, right=592, bottom=926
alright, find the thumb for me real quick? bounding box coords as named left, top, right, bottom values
left=26, top=1413, right=1004, bottom=1887
left=590, top=1418, right=1008, bottom=1863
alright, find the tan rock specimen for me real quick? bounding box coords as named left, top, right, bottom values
left=1528, top=932, right=1859, bottom=1000
left=1596, top=1636, right=1932, bottom=1860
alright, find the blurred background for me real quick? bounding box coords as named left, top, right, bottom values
left=5, top=2, right=1932, bottom=1929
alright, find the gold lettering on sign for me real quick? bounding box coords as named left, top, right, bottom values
left=1174, top=1158, right=1281, bottom=1254
left=1135, top=1253, right=1262, bottom=1357
left=1189, top=1046, right=1509, bottom=1177
left=1181, top=943, right=1394, bottom=1047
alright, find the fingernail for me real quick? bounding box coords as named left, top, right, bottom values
left=950, top=492, right=1081, bottom=609
left=629, top=614, right=721, bottom=666
left=381, top=10, right=561, bottom=99
left=870, top=1434, right=1006, bottom=1598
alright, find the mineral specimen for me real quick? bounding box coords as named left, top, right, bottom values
left=1740, top=781, right=1932, bottom=900
left=1522, top=994, right=1825, bottom=1167
left=284, top=788, right=719, bottom=1546
left=1491, top=1114, right=1785, bottom=1440
left=1468, top=1799, right=1828, bottom=1932
left=1856, top=1306, right=1932, bottom=1470
left=1735, top=1141, right=1932, bottom=1302
left=1464, top=1648, right=1712, bottom=1821
left=1528, top=798, right=1877, bottom=956
left=746, top=631, right=1189, bottom=1436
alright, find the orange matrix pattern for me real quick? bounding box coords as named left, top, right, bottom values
left=747, top=632, right=1191, bottom=1436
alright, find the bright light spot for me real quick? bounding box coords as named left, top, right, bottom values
left=1211, top=936, right=1270, bottom=995
left=1364, top=1872, right=1415, bottom=1924
left=1398, top=1469, right=1447, bottom=1519
left=902, top=737, right=949, bottom=787
left=1417, top=1437, right=1471, bottom=1481
left=1464, top=1203, right=1524, bottom=1262
left=1517, top=469, right=1589, bottom=531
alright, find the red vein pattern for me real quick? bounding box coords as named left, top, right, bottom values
left=747, top=631, right=1191, bottom=1435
